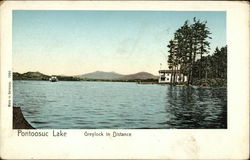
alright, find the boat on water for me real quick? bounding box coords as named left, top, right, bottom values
left=49, top=76, right=58, bottom=82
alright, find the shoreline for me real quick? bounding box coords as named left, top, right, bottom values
left=13, top=107, right=34, bottom=129
left=13, top=79, right=227, bottom=88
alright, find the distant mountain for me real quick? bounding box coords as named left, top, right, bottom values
left=13, top=71, right=158, bottom=82
left=76, top=71, right=124, bottom=80
left=116, top=72, right=158, bottom=80
left=13, top=72, right=50, bottom=80
left=13, top=72, right=80, bottom=81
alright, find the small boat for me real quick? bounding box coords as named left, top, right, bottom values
left=49, top=76, right=58, bottom=82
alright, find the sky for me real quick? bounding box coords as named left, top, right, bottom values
left=13, top=10, right=226, bottom=76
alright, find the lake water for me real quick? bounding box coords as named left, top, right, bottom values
left=13, top=81, right=227, bottom=129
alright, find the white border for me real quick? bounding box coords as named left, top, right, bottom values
left=0, top=1, right=249, bottom=159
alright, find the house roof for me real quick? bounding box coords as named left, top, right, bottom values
left=159, top=70, right=181, bottom=73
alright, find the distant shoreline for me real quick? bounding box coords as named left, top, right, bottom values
left=13, top=71, right=227, bottom=87
left=13, top=71, right=159, bottom=82
left=13, top=79, right=159, bottom=83
left=13, top=79, right=227, bottom=88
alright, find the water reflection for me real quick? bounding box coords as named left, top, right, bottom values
left=164, top=86, right=227, bottom=129
left=14, top=81, right=227, bottom=129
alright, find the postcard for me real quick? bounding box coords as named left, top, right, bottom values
left=0, top=1, right=249, bottom=159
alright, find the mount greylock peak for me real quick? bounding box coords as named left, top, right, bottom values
left=76, top=71, right=124, bottom=80
left=75, top=71, right=158, bottom=80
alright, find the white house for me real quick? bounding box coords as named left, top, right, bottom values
left=158, top=70, right=187, bottom=83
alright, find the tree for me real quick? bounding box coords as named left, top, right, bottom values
left=167, top=18, right=212, bottom=85
left=167, top=39, right=177, bottom=84
left=192, top=46, right=227, bottom=80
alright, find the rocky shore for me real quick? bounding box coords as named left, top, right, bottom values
left=13, top=107, right=34, bottom=129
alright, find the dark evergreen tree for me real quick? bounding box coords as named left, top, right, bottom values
left=167, top=18, right=211, bottom=85
left=166, top=18, right=226, bottom=86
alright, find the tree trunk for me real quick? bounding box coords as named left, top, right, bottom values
left=170, top=68, right=173, bottom=84
left=187, top=54, right=192, bottom=85
left=190, top=47, right=197, bottom=85
left=205, top=69, right=208, bottom=83
left=173, top=66, right=177, bottom=85
left=199, top=54, right=203, bottom=79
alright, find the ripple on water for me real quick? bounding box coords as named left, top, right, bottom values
left=14, top=81, right=227, bottom=129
